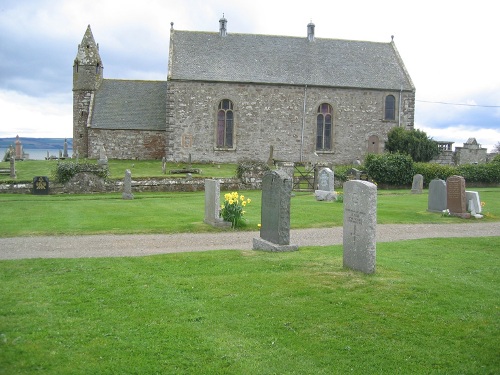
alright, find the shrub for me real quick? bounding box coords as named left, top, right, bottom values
left=385, top=127, right=440, bottom=162
left=365, top=153, right=414, bottom=185
left=53, top=161, right=109, bottom=184
left=414, top=162, right=456, bottom=184
left=456, top=163, right=500, bottom=183
left=332, top=164, right=359, bottom=184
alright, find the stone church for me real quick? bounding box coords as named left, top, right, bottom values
left=73, top=17, right=415, bottom=164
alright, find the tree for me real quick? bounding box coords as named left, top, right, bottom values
left=493, top=142, right=500, bottom=153
left=385, top=127, right=440, bottom=162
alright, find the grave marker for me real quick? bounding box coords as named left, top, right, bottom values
left=33, top=176, right=49, bottom=195
left=446, top=175, right=468, bottom=218
left=122, top=169, right=134, bottom=200
left=466, top=191, right=482, bottom=214
left=253, top=170, right=298, bottom=252
left=411, top=174, right=423, bottom=194
left=427, top=179, right=447, bottom=212
left=315, top=167, right=336, bottom=201
left=204, top=179, right=231, bottom=227
left=343, top=180, right=377, bottom=274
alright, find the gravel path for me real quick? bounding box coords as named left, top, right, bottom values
left=0, top=222, right=498, bottom=260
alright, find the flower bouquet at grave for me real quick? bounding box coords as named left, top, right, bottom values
left=220, top=191, right=251, bottom=228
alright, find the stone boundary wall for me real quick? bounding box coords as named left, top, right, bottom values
left=0, top=177, right=262, bottom=195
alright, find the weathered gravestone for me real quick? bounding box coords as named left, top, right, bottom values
left=466, top=191, right=482, bottom=214
left=427, top=179, right=447, bottom=213
left=446, top=175, right=469, bottom=218
left=204, top=179, right=231, bottom=227
left=10, top=157, right=16, bottom=178
left=63, top=139, right=69, bottom=158
left=411, top=174, right=423, bottom=194
left=343, top=180, right=377, bottom=274
left=253, top=169, right=298, bottom=252
left=98, top=145, right=108, bottom=166
left=122, top=169, right=134, bottom=200
left=315, top=167, right=336, bottom=201
left=33, top=176, right=49, bottom=195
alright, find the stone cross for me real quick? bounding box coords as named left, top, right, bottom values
left=411, top=174, right=423, bottom=194
left=446, top=175, right=468, bottom=218
left=253, top=169, right=298, bottom=252
left=427, top=179, right=447, bottom=212
left=122, top=169, right=134, bottom=200
left=204, top=179, right=231, bottom=227
left=343, top=180, right=377, bottom=274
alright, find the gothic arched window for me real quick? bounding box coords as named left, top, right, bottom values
left=217, top=99, right=234, bottom=148
left=385, top=95, right=396, bottom=120
left=316, top=103, right=333, bottom=151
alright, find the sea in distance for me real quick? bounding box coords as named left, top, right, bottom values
left=0, top=148, right=73, bottom=160
left=0, top=137, right=73, bottom=161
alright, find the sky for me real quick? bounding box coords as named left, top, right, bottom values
left=0, top=0, right=499, bottom=152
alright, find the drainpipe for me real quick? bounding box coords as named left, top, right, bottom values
left=398, top=85, right=403, bottom=127
left=300, top=85, right=307, bottom=162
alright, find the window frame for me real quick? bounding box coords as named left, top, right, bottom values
left=384, top=95, right=396, bottom=121
left=215, top=99, right=235, bottom=150
left=316, top=103, right=333, bottom=152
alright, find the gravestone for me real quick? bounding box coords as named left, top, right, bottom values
left=63, top=139, right=68, bottom=158
left=33, top=176, right=49, bottom=195
left=253, top=170, right=298, bottom=252
left=446, top=175, right=469, bottom=218
left=9, top=157, right=16, bottom=178
left=411, top=174, right=423, bottom=194
left=343, top=180, right=377, bottom=274
left=98, top=145, right=108, bottom=166
left=122, top=169, right=134, bottom=200
left=466, top=191, right=482, bottom=214
left=427, top=179, right=447, bottom=212
left=204, top=179, right=231, bottom=227
left=315, top=167, right=336, bottom=201
left=162, top=157, right=167, bottom=174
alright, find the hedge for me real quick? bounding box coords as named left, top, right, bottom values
left=53, top=162, right=109, bottom=184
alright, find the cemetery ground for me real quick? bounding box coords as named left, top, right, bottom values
left=1, top=165, right=499, bottom=373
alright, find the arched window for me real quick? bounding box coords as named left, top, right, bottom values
left=217, top=99, right=234, bottom=148
left=385, top=95, right=396, bottom=120
left=316, top=103, right=333, bottom=151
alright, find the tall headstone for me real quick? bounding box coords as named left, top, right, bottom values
left=9, top=157, right=16, bottom=178
left=162, top=157, right=167, bottom=174
left=253, top=170, right=298, bottom=252
left=15, top=135, right=22, bottom=159
left=446, top=175, right=468, bottom=218
left=466, top=191, right=482, bottom=214
left=343, top=180, right=377, bottom=274
left=427, top=179, right=447, bottom=212
left=204, top=179, right=231, bottom=227
left=315, top=167, right=336, bottom=201
left=411, top=174, right=423, bottom=194
left=122, top=169, right=134, bottom=200
left=63, top=139, right=68, bottom=158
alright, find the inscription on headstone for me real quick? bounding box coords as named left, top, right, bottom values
left=253, top=170, right=298, bottom=252
left=411, top=174, right=423, bottom=194
left=343, top=180, right=377, bottom=274
left=446, top=175, right=467, bottom=217
left=427, top=179, right=447, bottom=212
left=204, top=179, right=231, bottom=227
left=33, top=176, right=49, bottom=195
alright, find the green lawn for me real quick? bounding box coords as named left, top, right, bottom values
left=0, top=188, right=498, bottom=237
left=0, top=159, right=238, bottom=182
left=1, top=237, right=499, bottom=374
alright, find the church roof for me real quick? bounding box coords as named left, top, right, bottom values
left=92, top=79, right=167, bottom=131
left=169, top=30, right=414, bottom=91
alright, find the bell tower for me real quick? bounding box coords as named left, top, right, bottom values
left=73, top=25, right=103, bottom=158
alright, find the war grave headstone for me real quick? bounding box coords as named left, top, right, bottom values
left=122, top=169, right=134, bottom=200
left=427, top=179, right=447, bottom=213
left=33, top=176, right=49, bottom=195
left=204, top=179, right=231, bottom=227
left=411, top=174, right=423, bottom=194
left=466, top=190, right=482, bottom=217
left=446, top=175, right=469, bottom=218
left=253, top=170, right=298, bottom=252
left=315, top=167, right=336, bottom=201
left=343, top=180, right=377, bottom=274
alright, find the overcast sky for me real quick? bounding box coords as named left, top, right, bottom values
left=1, top=0, right=499, bottom=151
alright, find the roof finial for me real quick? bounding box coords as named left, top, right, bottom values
left=170, top=22, right=174, bottom=30
left=391, top=35, right=394, bottom=41
left=219, top=14, right=227, bottom=37
left=307, top=20, right=315, bottom=42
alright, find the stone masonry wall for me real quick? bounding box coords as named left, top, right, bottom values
left=167, top=80, right=415, bottom=164
left=88, top=129, right=166, bottom=159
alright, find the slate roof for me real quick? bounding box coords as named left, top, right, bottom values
left=169, top=31, right=414, bottom=91
left=91, top=79, right=167, bottom=130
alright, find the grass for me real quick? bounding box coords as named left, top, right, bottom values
left=0, top=159, right=238, bottom=182
left=0, top=188, right=498, bottom=237
left=1, top=237, right=499, bottom=374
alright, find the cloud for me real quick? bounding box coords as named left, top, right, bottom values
left=0, top=90, right=72, bottom=138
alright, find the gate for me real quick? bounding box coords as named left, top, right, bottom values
left=293, top=163, right=315, bottom=191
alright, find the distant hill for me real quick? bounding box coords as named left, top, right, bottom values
left=0, top=138, right=73, bottom=149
